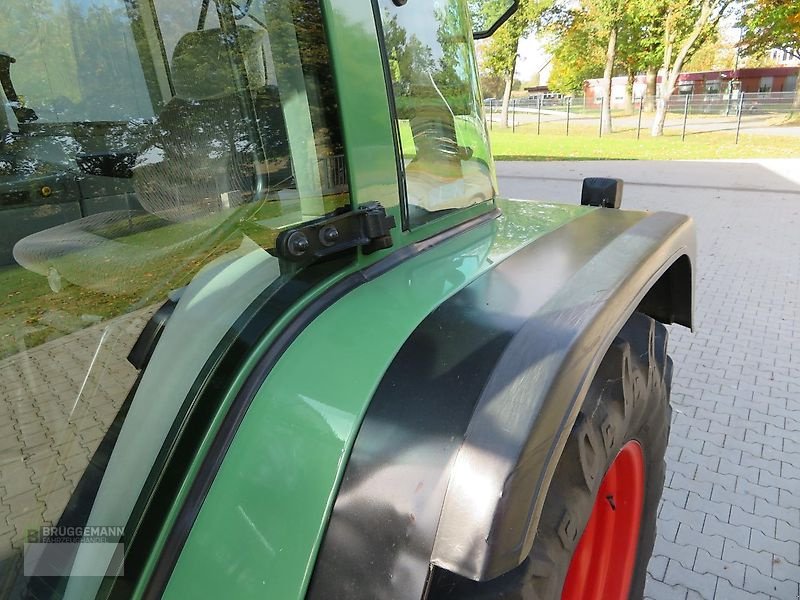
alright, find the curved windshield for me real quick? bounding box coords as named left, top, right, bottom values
left=0, top=0, right=349, bottom=596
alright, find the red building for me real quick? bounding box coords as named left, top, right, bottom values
left=583, top=66, right=799, bottom=108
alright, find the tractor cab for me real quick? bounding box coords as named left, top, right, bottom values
left=1, top=0, right=509, bottom=595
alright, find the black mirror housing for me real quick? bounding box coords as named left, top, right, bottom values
left=581, top=177, right=623, bottom=209
left=471, top=0, right=519, bottom=39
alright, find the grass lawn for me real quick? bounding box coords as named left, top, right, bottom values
left=400, top=117, right=797, bottom=161
left=489, top=122, right=799, bottom=161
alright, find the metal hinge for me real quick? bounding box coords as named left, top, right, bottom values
left=275, top=202, right=396, bottom=263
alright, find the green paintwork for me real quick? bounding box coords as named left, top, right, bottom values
left=161, top=198, right=592, bottom=600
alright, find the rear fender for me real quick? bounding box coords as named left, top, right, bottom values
left=431, top=210, right=694, bottom=581
left=308, top=205, right=695, bottom=598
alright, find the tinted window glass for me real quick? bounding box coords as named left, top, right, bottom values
left=379, top=0, right=496, bottom=228
left=0, top=0, right=348, bottom=594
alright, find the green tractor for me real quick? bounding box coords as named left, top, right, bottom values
left=0, top=0, right=693, bottom=598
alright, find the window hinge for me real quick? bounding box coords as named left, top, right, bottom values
left=275, top=202, right=396, bottom=263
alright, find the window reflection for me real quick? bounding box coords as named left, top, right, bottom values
left=379, top=0, right=495, bottom=228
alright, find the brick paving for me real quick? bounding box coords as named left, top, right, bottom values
left=0, top=307, right=152, bottom=570
left=498, top=159, right=800, bottom=599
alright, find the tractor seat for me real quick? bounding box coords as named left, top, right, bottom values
left=132, top=27, right=290, bottom=222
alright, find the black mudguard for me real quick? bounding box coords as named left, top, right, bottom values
left=308, top=207, right=694, bottom=599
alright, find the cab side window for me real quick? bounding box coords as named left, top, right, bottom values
left=378, top=0, right=496, bottom=228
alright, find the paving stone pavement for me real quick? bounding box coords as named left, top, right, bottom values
left=498, top=159, right=800, bottom=600
left=0, top=307, right=153, bottom=568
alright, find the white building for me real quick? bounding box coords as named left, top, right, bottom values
left=769, top=48, right=800, bottom=67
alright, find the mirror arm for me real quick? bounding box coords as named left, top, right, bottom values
left=473, top=0, right=519, bottom=40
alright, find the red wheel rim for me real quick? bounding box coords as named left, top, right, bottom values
left=561, top=440, right=645, bottom=600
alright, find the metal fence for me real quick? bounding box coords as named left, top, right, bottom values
left=484, top=91, right=798, bottom=142
left=664, top=91, right=797, bottom=116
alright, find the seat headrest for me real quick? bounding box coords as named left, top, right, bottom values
left=171, top=27, right=267, bottom=101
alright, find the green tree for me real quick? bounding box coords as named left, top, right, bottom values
left=549, top=0, right=664, bottom=126
left=547, top=0, right=629, bottom=131
left=683, top=33, right=735, bottom=71
left=617, top=2, right=667, bottom=112
left=480, top=72, right=506, bottom=98
left=739, top=0, right=800, bottom=58
left=480, top=0, right=554, bottom=127
left=650, top=0, right=735, bottom=136
left=547, top=10, right=605, bottom=95
left=593, top=0, right=630, bottom=132
left=547, top=0, right=660, bottom=116
left=739, top=0, right=800, bottom=107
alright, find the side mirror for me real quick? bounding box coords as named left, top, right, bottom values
left=470, top=0, right=519, bottom=40
left=581, top=177, right=623, bottom=209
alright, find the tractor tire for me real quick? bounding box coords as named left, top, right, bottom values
left=428, top=312, right=672, bottom=600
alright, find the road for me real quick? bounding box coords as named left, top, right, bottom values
left=498, top=159, right=800, bottom=600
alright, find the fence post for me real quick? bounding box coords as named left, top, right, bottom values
left=536, top=97, right=541, bottom=135
left=681, top=93, right=690, bottom=141
left=512, top=99, right=516, bottom=133
left=566, top=97, right=571, bottom=136
left=489, top=99, right=493, bottom=130
left=599, top=97, right=603, bottom=138
left=637, top=97, right=643, bottom=140
left=735, top=92, right=745, bottom=144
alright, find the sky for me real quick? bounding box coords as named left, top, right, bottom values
left=516, top=34, right=550, bottom=83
